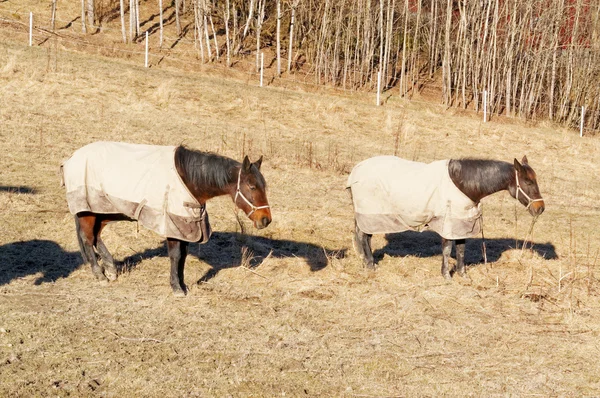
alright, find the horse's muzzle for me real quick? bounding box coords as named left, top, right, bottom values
left=252, top=209, right=272, bottom=229
left=529, top=200, right=545, bottom=216
left=257, top=216, right=271, bottom=229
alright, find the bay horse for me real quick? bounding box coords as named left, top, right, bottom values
left=347, top=155, right=544, bottom=278
left=62, top=142, right=271, bottom=296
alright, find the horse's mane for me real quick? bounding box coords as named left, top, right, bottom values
left=174, top=146, right=239, bottom=189
left=448, top=158, right=513, bottom=198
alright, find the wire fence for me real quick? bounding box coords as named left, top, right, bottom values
left=1, top=8, right=598, bottom=135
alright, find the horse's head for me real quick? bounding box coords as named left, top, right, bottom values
left=234, top=155, right=272, bottom=229
left=511, top=156, right=545, bottom=216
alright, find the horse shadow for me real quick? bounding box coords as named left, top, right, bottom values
left=0, top=240, right=83, bottom=286
left=0, top=233, right=345, bottom=287
left=120, top=232, right=346, bottom=283
left=373, top=231, right=558, bottom=266
left=0, top=185, right=37, bottom=194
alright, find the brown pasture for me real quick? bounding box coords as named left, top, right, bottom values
left=1, top=34, right=600, bottom=396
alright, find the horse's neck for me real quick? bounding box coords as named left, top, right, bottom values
left=174, top=147, right=239, bottom=203
left=448, top=159, right=514, bottom=203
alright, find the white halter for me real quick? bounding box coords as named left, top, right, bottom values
left=515, top=170, right=544, bottom=209
left=234, top=168, right=270, bottom=217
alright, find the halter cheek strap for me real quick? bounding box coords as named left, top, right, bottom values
left=515, top=170, right=544, bottom=209
left=234, top=168, right=270, bottom=217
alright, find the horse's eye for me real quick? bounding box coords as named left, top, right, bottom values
left=248, top=185, right=257, bottom=191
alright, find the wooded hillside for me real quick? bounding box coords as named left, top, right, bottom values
left=5, top=0, right=600, bottom=131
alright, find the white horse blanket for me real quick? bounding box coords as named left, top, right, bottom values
left=347, top=156, right=482, bottom=240
left=61, top=141, right=211, bottom=243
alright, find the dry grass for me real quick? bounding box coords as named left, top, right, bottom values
left=1, top=32, right=600, bottom=396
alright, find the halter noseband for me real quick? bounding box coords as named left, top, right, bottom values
left=515, top=170, right=544, bottom=209
left=234, top=168, right=270, bottom=217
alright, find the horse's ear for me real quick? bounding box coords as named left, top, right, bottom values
left=242, top=155, right=251, bottom=172
left=254, top=156, right=263, bottom=170
left=514, top=158, right=524, bottom=172
left=521, top=155, right=529, bottom=165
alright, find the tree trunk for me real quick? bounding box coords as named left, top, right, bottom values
left=287, top=3, right=296, bottom=72
left=81, top=0, right=87, bottom=33
left=224, top=0, right=231, bottom=66
left=276, top=0, right=281, bottom=76
left=159, top=0, right=164, bottom=47
left=87, top=0, right=94, bottom=30
left=175, top=0, right=182, bottom=36
left=255, top=0, right=265, bottom=72
left=51, top=0, right=57, bottom=32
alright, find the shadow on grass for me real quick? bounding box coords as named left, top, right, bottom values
left=121, top=232, right=346, bottom=283
left=0, top=185, right=37, bottom=194
left=0, top=240, right=83, bottom=286
left=0, top=232, right=345, bottom=286
left=373, top=231, right=558, bottom=266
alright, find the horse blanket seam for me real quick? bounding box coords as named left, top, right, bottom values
left=61, top=141, right=211, bottom=243
left=347, top=156, right=482, bottom=239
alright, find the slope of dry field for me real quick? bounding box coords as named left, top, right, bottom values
left=1, top=36, right=600, bottom=397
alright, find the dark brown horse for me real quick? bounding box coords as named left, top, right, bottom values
left=62, top=142, right=271, bottom=296
left=348, top=156, right=544, bottom=278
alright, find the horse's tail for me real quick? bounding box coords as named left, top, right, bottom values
left=346, top=186, right=355, bottom=205
left=59, top=164, right=65, bottom=187
left=74, top=215, right=92, bottom=264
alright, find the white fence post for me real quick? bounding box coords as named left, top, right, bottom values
left=376, top=70, right=382, bottom=106
left=483, top=90, right=488, bottom=123
left=580, top=106, right=585, bottom=137
left=29, top=12, right=33, bottom=46
left=144, top=31, right=149, bottom=68
left=260, top=52, right=264, bottom=87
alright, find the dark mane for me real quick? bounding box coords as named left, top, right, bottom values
left=448, top=158, right=513, bottom=201
left=174, top=146, right=239, bottom=189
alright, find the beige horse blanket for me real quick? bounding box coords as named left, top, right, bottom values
left=347, top=156, right=482, bottom=239
left=61, top=141, right=211, bottom=243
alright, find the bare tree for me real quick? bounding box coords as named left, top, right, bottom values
left=276, top=0, right=281, bottom=76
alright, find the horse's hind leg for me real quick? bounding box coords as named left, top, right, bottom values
left=167, top=238, right=188, bottom=297
left=75, top=214, right=108, bottom=282
left=441, top=238, right=452, bottom=279
left=353, top=218, right=374, bottom=269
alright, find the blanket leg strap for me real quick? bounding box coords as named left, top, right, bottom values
left=134, top=199, right=147, bottom=234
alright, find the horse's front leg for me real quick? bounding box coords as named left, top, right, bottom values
left=454, top=239, right=466, bottom=277
left=95, top=237, right=117, bottom=281
left=353, top=219, right=374, bottom=269
left=441, top=238, right=452, bottom=279
left=167, top=238, right=189, bottom=297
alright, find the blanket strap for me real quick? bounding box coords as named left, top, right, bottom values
left=184, top=201, right=207, bottom=221
left=134, top=199, right=147, bottom=220
left=133, top=199, right=148, bottom=235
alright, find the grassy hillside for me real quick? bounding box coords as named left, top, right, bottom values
left=1, top=31, right=600, bottom=396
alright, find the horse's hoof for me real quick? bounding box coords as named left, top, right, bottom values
left=104, top=270, right=118, bottom=281
left=442, top=273, right=452, bottom=280
left=172, top=290, right=187, bottom=298
left=365, top=261, right=375, bottom=270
